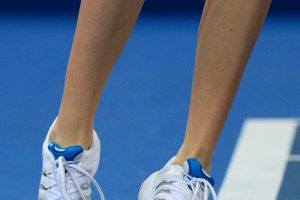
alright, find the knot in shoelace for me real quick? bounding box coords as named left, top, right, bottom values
left=49, top=156, right=105, bottom=200
left=153, top=170, right=217, bottom=200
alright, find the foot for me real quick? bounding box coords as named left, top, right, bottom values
left=138, top=157, right=217, bottom=200
left=38, top=121, right=105, bottom=200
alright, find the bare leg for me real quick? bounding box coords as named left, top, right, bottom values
left=176, top=0, right=272, bottom=170
left=50, top=0, right=144, bottom=149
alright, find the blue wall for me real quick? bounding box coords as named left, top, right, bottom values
left=1, top=0, right=299, bottom=15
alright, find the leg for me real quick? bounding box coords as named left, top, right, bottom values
left=49, top=0, right=144, bottom=149
left=39, top=2, right=144, bottom=199
left=176, top=0, right=272, bottom=170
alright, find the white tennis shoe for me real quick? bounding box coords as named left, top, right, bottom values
left=138, top=157, right=217, bottom=200
left=38, top=121, right=105, bottom=200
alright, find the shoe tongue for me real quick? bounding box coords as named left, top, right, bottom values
left=48, top=142, right=84, bottom=161
left=183, top=158, right=215, bottom=186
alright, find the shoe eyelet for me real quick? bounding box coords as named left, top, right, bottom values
left=80, top=183, right=90, bottom=190
left=40, top=184, right=51, bottom=190
left=42, top=169, right=51, bottom=176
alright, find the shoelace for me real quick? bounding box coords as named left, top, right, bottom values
left=47, top=156, right=105, bottom=200
left=153, top=170, right=217, bottom=200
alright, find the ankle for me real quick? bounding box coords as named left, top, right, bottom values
left=49, top=119, right=93, bottom=150
left=175, top=146, right=212, bottom=173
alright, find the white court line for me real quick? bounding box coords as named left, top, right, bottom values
left=289, top=154, right=300, bottom=162
left=218, top=119, right=298, bottom=200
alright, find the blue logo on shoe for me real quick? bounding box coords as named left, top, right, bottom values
left=183, top=158, right=215, bottom=186
left=48, top=142, right=83, bottom=161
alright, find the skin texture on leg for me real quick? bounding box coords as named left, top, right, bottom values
left=50, top=0, right=144, bottom=149
left=176, top=0, right=272, bottom=170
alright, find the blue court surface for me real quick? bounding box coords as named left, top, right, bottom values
left=0, top=6, right=300, bottom=200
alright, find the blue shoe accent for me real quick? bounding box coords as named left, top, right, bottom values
left=48, top=142, right=83, bottom=161
left=183, top=158, right=215, bottom=186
